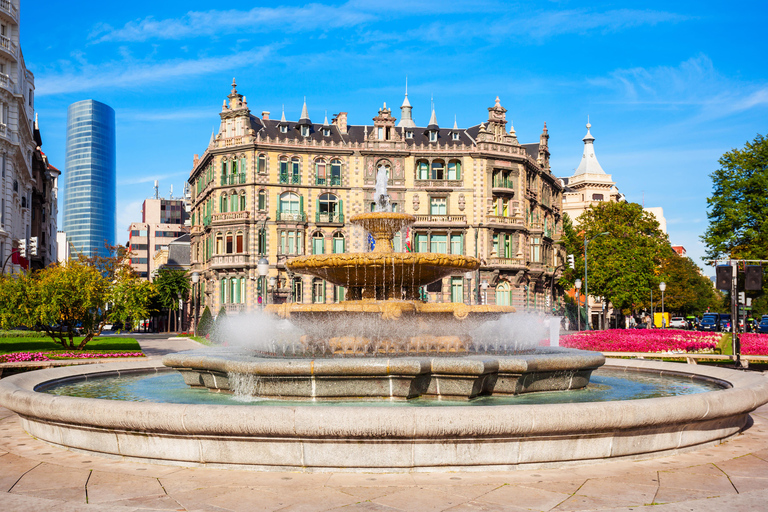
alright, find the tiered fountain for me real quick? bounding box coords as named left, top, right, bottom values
left=164, top=169, right=605, bottom=400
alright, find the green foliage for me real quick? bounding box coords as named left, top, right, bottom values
left=154, top=269, right=191, bottom=311
left=702, top=134, right=768, bottom=316
left=197, top=306, right=213, bottom=336
left=0, top=245, right=156, bottom=350
left=0, top=330, right=47, bottom=338
left=211, top=306, right=228, bottom=343
left=571, top=201, right=669, bottom=315
left=659, top=251, right=721, bottom=316
left=558, top=212, right=579, bottom=289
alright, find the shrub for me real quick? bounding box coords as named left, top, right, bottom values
left=197, top=306, right=213, bottom=337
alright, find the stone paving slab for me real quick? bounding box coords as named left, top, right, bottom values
left=1, top=395, right=768, bottom=511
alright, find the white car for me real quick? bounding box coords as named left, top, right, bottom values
left=669, top=317, right=686, bottom=329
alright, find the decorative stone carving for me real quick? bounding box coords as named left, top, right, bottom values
left=458, top=193, right=466, bottom=211
left=413, top=194, right=420, bottom=211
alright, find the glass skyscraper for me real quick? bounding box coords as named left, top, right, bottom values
left=63, top=100, right=116, bottom=257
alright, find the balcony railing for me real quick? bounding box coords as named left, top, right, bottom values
left=488, top=257, right=526, bottom=268
left=0, top=1, right=19, bottom=22
left=528, top=261, right=545, bottom=273
left=220, top=173, right=246, bottom=186
left=485, top=215, right=525, bottom=229
left=492, top=177, right=514, bottom=190
left=413, top=214, right=467, bottom=224
left=276, top=211, right=306, bottom=222
left=529, top=222, right=544, bottom=232
left=224, top=303, right=247, bottom=314
left=0, top=35, right=17, bottom=59
left=316, top=176, right=342, bottom=186
left=414, top=179, right=463, bottom=188
left=211, top=253, right=249, bottom=269
left=316, top=212, right=344, bottom=224
left=212, top=211, right=250, bottom=223
left=279, top=173, right=300, bottom=185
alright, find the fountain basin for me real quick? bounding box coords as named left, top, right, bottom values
left=163, top=347, right=605, bottom=400
left=2, top=359, right=767, bottom=471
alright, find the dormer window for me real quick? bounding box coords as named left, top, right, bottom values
left=405, top=130, right=413, bottom=139
left=300, top=125, right=309, bottom=137
left=323, top=128, right=330, bottom=137
left=429, top=131, right=438, bottom=143
left=452, top=132, right=459, bottom=141
left=280, top=125, right=288, bottom=134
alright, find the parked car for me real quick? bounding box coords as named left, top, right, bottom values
left=669, top=317, right=686, bottom=329
left=720, top=313, right=732, bottom=332
left=699, top=313, right=720, bottom=332
left=758, top=316, right=768, bottom=334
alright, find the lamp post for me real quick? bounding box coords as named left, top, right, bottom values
left=269, top=276, right=277, bottom=306
left=191, top=272, right=199, bottom=336
left=659, top=281, right=666, bottom=328
left=584, top=232, right=609, bottom=330
left=574, top=279, right=582, bottom=331
left=257, top=257, right=269, bottom=310
left=464, top=271, right=473, bottom=305
left=176, top=292, right=182, bottom=333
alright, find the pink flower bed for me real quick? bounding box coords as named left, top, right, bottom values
left=0, top=352, right=145, bottom=363
left=560, top=329, right=721, bottom=353
left=739, top=334, right=768, bottom=355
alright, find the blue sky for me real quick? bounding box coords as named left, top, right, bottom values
left=23, top=0, right=768, bottom=274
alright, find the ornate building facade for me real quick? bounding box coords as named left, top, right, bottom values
left=188, top=81, right=564, bottom=314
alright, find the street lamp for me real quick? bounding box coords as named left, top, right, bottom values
left=464, top=271, right=473, bottom=305
left=191, top=272, right=200, bottom=336
left=659, top=281, right=666, bottom=328
left=584, top=232, right=609, bottom=330
left=176, top=291, right=182, bottom=333
left=269, top=276, right=277, bottom=306
left=257, top=257, right=269, bottom=309
left=574, top=279, right=582, bottom=331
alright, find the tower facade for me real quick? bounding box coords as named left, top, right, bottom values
left=63, top=100, right=116, bottom=257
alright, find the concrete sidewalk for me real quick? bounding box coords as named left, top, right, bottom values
left=135, top=335, right=205, bottom=358
left=2, top=400, right=768, bottom=511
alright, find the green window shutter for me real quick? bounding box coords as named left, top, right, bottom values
left=316, top=197, right=320, bottom=221
left=221, top=279, right=226, bottom=304
left=299, top=195, right=304, bottom=219
left=338, top=199, right=343, bottom=222
left=277, top=193, right=283, bottom=213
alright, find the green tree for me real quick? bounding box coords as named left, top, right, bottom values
left=153, top=269, right=191, bottom=331
left=0, top=250, right=156, bottom=349
left=659, top=251, right=721, bottom=316
left=197, top=306, right=213, bottom=337
left=573, top=201, right=669, bottom=315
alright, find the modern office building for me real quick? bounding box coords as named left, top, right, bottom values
left=188, top=81, right=565, bottom=315
left=63, top=99, right=116, bottom=257
left=127, top=195, right=189, bottom=279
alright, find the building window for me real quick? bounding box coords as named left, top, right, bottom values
left=226, top=232, right=234, bottom=254
left=220, top=194, right=228, bottom=213
left=430, top=197, right=446, bottom=215
left=531, top=237, right=541, bottom=263
left=431, top=160, right=445, bottom=180
left=258, top=189, right=266, bottom=211
left=417, top=160, right=429, bottom=180
left=493, top=232, right=516, bottom=258
left=236, top=231, right=244, bottom=253
left=279, top=156, right=289, bottom=183
left=313, top=279, right=325, bottom=303
left=592, top=193, right=604, bottom=201
left=332, top=233, right=345, bottom=253
left=240, top=193, right=246, bottom=211
left=312, top=232, right=324, bottom=255
left=323, top=128, right=330, bottom=137
left=392, top=231, right=402, bottom=252
left=315, top=158, right=327, bottom=185
left=280, top=124, right=288, bottom=133
left=258, top=154, right=266, bottom=174
left=450, top=234, right=463, bottom=255
left=452, top=132, right=459, bottom=141
left=430, top=234, right=447, bottom=254
left=280, top=230, right=303, bottom=255
left=496, top=282, right=512, bottom=306
left=377, top=127, right=384, bottom=140
left=451, top=277, right=463, bottom=303
left=300, top=125, right=309, bottom=137
left=429, top=131, right=437, bottom=142
left=215, top=233, right=223, bottom=254
left=278, top=192, right=302, bottom=221
left=292, top=157, right=300, bottom=183
left=330, top=159, right=342, bottom=186
left=334, top=285, right=345, bottom=302
left=447, top=160, right=461, bottom=180
left=317, top=193, right=341, bottom=223
left=405, top=130, right=413, bottom=139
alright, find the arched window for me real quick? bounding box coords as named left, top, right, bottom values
left=417, top=160, right=429, bottom=180
left=317, top=193, right=341, bottom=223
left=230, top=192, right=238, bottom=212
left=447, top=160, right=461, bottom=180
left=312, top=232, right=324, bottom=255
left=258, top=189, right=266, bottom=211
left=313, top=278, right=325, bottom=304
left=240, top=193, right=246, bottom=211
left=496, top=282, right=512, bottom=306
left=279, top=192, right=302, bottom=221
left=236, top=231, right=244, bottom=253
left=215, top=233, right=223, bottom=254
left=221, top=160, right=228, bottom=184
left=291, top=157, right=300, bottom=184
left=332, top=233, right=345, bottom=254
left=377, top=161, right=391, bottom=179
left=220, top=278, right=227, bottom=304
left=431, top=160, right=445, bottom=180
left=230, top=278, right=238, bottom=304
left=226, top=232, right=234, bottom=254
left=315, top=158, right=327, bottom=185
left=220, top=193, right=228, bottom=213
left=258, top=154, right=266, bottom=174
left=330, top=159, right=342, bottom=186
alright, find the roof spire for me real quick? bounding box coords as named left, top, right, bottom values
left=323, top=110, right=329, bottom=126
left=398, top=77, right=415, bottom=128
left=280, top=105, right=286, bottom=123
left=298, top=97, right=311, bottom=126
left=427, top=101, right=438, bottom=130
left=574, top=117, right=605, bottom=175
left=453, top=114, right=458, bottom=131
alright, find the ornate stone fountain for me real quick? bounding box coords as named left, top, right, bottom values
left=164, top=191, right=605, bottom=400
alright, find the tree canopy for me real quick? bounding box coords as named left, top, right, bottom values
left=658, top=251, right=721, bottom=316
left=0, top=246, right=156, bottom=349
left=702, top=133, right=768, bottom=261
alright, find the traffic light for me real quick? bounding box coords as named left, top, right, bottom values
left=567, top=254, right=575, bottom=269
left=745, top=265, right=763, bottom=291
left=29, top=237, right=38, bottom=256
left=738, top=291, right=746, bottom=305
left=715, top=265, right=732, bottom=291
left=18, top=239, right=26, bottom=258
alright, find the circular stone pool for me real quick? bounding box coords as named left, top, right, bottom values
left=1, top=358, right=767, bottom=472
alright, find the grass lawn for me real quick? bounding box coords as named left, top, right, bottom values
left=0, top=336, right=143, bottom=355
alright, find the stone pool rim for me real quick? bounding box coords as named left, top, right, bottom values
left=1, top=358, right=767, bottom=471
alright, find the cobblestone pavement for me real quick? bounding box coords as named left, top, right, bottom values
left=1, top=397, right=768, bottom=512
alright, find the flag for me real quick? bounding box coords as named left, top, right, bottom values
left=405, top=228, right=413, bottom=252
left=367, top=233, right=375, bottom=252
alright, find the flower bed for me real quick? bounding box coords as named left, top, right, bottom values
left=0, top=352, right=145, bottom=364
left=739, top=334, right=768, bottom=355
left=561, top=329, right=721, bottom=353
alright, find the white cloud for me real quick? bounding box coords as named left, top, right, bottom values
left=117, top=172, right=188, bottom=186
left=35, top=46, right=275, bottom=96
